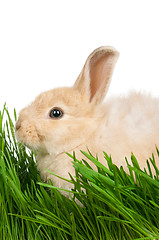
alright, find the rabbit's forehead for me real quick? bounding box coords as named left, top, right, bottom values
left=34, top=87, right=83, bottom=108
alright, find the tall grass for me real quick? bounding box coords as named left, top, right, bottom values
left=0, top=105, right=159, bottom=239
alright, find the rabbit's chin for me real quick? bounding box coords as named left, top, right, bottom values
left=19, top=139, right=49, bottom=157
left=15, top=130, right=45, bottom=153
left=16, top=135, right=39, bottom=151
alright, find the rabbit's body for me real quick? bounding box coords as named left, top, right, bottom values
left=15, top=46, right=159, bottom=191
left=36, top=92, right=159, bottom=189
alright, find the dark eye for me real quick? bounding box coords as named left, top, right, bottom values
left=49, top=108, right=64, bottom=119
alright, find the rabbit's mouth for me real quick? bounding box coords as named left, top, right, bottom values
left=15, top=120, right=45, bottom=151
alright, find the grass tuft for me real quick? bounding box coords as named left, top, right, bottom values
left=1, top=105, right=159, bottom=239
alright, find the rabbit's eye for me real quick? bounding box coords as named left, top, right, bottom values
left=49, top=108, right=63, bottom=119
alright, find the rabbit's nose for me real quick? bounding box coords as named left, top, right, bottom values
left=15, top=120, right=21, bottom=131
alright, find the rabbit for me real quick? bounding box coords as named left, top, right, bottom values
left=15, top=46, right=159, bottom=192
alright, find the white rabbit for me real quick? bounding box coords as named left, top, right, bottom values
left=15, top=46, right=159, bottom=191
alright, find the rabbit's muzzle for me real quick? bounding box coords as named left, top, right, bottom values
left=15, top=118, right=43, bottom=149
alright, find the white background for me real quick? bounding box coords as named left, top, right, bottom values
left=0, top=0, right=159, bottom=117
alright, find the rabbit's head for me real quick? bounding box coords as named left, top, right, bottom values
left=15, top=47, right=119, bottom=156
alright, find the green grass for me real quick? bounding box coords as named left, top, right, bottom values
left=1, top=105, right=159, bottom=240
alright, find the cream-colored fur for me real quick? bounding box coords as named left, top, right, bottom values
left=15, top=46, right=159, bottom=191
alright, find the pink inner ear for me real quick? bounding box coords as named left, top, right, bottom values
left=89, top=54, right=110, bottom=102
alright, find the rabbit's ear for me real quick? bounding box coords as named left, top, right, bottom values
left=73, top=46, right=119, bottom=105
